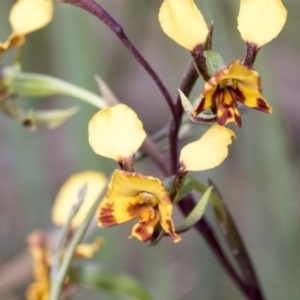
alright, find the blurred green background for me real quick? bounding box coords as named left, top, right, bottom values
left=0, top=0, right=299, bottom=299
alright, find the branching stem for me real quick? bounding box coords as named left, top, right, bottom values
left=63, top=0, right=178, bottom=123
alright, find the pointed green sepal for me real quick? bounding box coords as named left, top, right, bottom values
left=178, top=89, right=217, bottom=124
left=175, top=186, right=213, bottom=232
left=21, top=106, right=79, bottom=131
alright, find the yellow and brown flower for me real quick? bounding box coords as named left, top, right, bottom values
left=26, top=230, right=103, bottom=300
left=26, top=231, right=52, bottom=300
left=98, top=169, right=181, bottom=243
left=193, top=61, right=272, bottom=127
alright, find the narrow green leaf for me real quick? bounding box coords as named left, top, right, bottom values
left=70, top=263, right=154, bottom=300
left=208, top=180, right=261, bottom=290
left=51, top=183, right=87, bottom=280
left=175, top=186, right=213, bottom=232
left=49, top=183, right=108, bottom=300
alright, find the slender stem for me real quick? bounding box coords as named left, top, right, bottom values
left=208, top=179, right=265, bottom=300
left=49, top=183, right=108, bottom=300
left=141, top=136, right=170, bottom=176
left=168, top=60, right=264, bottom=299
left=63, top=0, right=178, bottom=122
left=168, top=25, right=213, bottom=172
left=169, top=164, right=187, bottom=202
left=169, top=60, right=199, bottom=173
left=51, top=184, right=87, bottom=280
left=243, top=43, right=260, bottom=67
left=178, top=195, right=256, bottom=300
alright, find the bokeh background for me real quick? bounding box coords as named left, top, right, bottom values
left=0, top=0, right=299, bottom=299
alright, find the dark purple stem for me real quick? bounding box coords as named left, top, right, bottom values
left=169, top=60, right=199, bottom=173
left=63, top=0, right=178, bottom=123
left=243, top=43, right=260, bottom=67
left=178, top=195, right=262, bottom=300
left=168, top=61, right=264, bottom=300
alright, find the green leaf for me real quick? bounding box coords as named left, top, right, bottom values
left=70, top=263, right=154, bottom=300
left=1, top=66, right=105, bottom=109
left=178, top=176, right=260, bottom=288
left=208, top=180, right=260, bottom=288
left=203, top=50, right=226, bottom=76
left=175, top=186, right=213, bottom=232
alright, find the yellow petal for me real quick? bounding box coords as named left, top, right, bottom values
left=26, top=282, right=50, bottom=300
left=159, top=0, right=208, bottom=51
left=9, top=0, right=53, bottom=35
left=75, top=237, right=104, bottom=258
left=129, top=208, right=160, bottom=242
left=158, top=204, right=181, bottom=242
left=180, top=125, right=235, bottom=171
left=26, top=231, right=51, bottom=300
left=237, top=0, right=287, bottom=47
left=88, top=104, right=146, bottom=161
left=220, top=61, right=260, bottom=86
left=98, top=170, right=171, bottom=226
left=98, top=195, right=143, bottom=227
left=52, top=171, right=107, bottom=228
left=0, top=34, right=25, bottom=58
left=237, top=82, right=272, bottom=113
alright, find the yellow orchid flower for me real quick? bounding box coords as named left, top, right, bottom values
left=158, top=0, right=208, bottom=51
left=0, top=0, right=53, bottom=58
left=98, top=169, right=181, bottom=243
left=26, top=231, right=103, bottom=300
left=238, top=0, right=287, bottom=48
left=180, top=125, right=235, bottom=172
left=52, top=171, right=107, bottom=228
left=88, top=104, right=146, bottom=169
left=89, top=105, right=234, bottom=242
left=26, top=231, right=51, bottom=300
left=192, top=60, right=272, bottom=127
